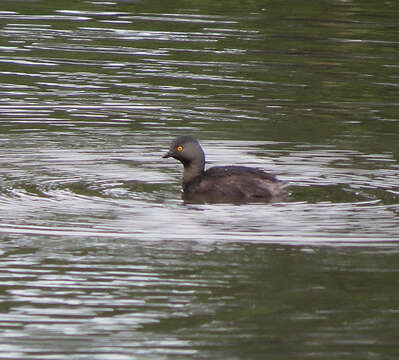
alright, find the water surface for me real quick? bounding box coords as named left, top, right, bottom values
left=0, top=0, right=399, bottom=359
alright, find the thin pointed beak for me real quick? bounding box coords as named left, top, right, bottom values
left=162, top=151, right=172, bottom=158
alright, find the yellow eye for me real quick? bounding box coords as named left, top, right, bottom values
left=177, top=145, right=183, bottom=152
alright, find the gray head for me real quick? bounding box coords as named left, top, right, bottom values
left=163, top=136, right=205, bottom=170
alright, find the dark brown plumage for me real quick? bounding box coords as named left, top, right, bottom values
left=163, top=136, right=288, bottom=203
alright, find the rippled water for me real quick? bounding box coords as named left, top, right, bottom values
left=0, top=0, right=399, bottom=359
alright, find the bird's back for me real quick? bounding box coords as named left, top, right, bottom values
left=183, top=166, right=288, bottom=203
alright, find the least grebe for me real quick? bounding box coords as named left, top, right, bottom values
left=163, top=136, right=288, bottom=203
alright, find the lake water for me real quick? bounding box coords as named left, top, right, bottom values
left=0, top=0, right=399, bottom=359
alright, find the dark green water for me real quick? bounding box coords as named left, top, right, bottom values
left=0, top=0, right=398, bottom=359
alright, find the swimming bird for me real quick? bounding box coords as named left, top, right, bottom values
left=163, top=136, right=288, bottom=203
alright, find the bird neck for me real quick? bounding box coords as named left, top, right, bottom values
left=182, top=157, right=205, bottom=185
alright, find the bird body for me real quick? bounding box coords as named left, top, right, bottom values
left=163, top=136, right=288, bottom=203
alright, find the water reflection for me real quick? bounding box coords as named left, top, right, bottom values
left=1, top=235, right=398, bottom=359
left=0, top=133, right=398, bottom=243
